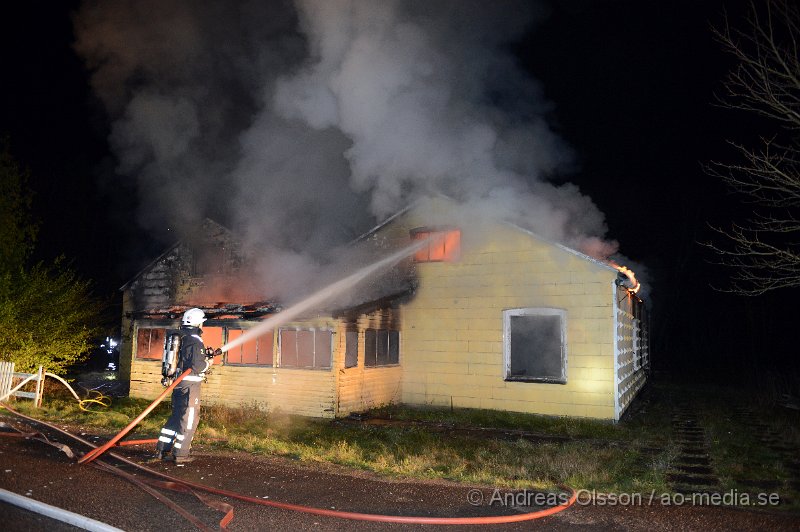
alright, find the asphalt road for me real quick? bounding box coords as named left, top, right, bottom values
left=1, top=411, right=799, bottom=531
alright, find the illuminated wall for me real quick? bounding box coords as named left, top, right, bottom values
left=373, top=197, right=627, bottom=420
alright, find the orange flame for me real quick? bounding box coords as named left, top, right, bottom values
left=610, top=262, right=641, bottom=294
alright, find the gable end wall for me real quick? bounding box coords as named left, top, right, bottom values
left=375, top=209, right=619, bottom=419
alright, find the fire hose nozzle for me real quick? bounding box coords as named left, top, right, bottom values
left=205, top=347, right=223, bottom=358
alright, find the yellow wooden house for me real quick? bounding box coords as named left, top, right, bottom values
left=120, top=198, right=649, bottom=421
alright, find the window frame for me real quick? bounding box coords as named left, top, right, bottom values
left=364, top=328, right=401, bottom=367
left=410, top=227, right=461, bottom=263
left=223, top=323, right=274, bottom=367
left=278, top=328, right=333, bottom=370
left=503, top=308, right=567, bottom=384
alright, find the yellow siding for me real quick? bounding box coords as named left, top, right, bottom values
left=129, top=359, right=165, bottom=399
left=385, top=198, right=619, bottom=420
left=334, top=310, right=403, bottom=415
left=337, top=365, right=403, bottom=415
left=130, top=363, right=337, bottom=417
left=204, top=367, right=335, bottom=417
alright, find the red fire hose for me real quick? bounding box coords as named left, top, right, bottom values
left=3, top=377, right=577, bottom=525
left=78, top=369, right=192, bottom=464
left=180, top=478, right=576, bottom=525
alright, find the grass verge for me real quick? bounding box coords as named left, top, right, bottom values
left=4, top=378, right=798, bottom=510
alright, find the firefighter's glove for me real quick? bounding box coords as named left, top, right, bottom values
left=205, top=347, right=222, bottom=358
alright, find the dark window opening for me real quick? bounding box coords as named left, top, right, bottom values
left=365, top=329, right=400, bottom=367
left=364, top=329, right=376, bottom=366
left=504, top=309, right=566, bottom=384
left=345, top=331, right=358, bottom=368
left=388, top=331, right=399, bottom=364
left=376, top=330, right=388, bottom=365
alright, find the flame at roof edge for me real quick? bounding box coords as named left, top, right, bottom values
left=610, top=262, right=641, bottom=295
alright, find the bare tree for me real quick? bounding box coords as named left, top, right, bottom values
left=704, top=0, right=800, bottom=295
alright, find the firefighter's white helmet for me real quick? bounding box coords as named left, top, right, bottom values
left=181, top=308, right=206, bottom=327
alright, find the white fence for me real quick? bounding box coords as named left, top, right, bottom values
left=0, top=362, right=44, bottom=406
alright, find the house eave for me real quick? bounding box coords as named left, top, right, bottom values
left=119, top=241, right=181, bottom=292
left=505, top=223, right=618, bottom=273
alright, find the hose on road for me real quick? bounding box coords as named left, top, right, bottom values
left=1, top=398, right=576, bottom=526
left=78, top=368, right=192, bottom=464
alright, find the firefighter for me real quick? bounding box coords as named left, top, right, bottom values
left=156, top=307, right=214, bottom=464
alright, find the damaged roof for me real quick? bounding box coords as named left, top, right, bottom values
left=119, top=218, right=238, bottom=291
left=129, top=301, right=280, bottom=321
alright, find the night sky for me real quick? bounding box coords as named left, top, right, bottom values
left=1, top=1, right=796, bottom=379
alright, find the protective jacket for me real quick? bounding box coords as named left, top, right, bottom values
left=176, top=326, right=209, bottom=385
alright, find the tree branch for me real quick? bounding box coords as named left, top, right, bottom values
left=705, top=1, right=800, bottom=295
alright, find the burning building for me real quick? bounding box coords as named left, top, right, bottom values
left=121, top=197, right=649, bottom=421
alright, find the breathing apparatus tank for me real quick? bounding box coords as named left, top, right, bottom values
left=161, top=331, right=182, bottom=387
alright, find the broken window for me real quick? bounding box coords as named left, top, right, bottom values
left=225, top=328, right=273, bottom=366
left=135, top=327, right=165, bottom=360
left=344, top=331, right=358, bottom=368
left=279, top=329, right=332, bottom=369
left=411, top=228, right=461, bottom=262
left=364, top=329, right=400, bottom=367
left=503, top=308, right=566, bottom=384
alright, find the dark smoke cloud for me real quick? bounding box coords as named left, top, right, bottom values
left=74, top=0, right=622, bottom=301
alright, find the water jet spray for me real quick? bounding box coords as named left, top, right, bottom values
left=219, top=238, right=428, bottom=354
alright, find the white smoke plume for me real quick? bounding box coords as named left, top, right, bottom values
left=74, top=0, right=622, bottom=302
